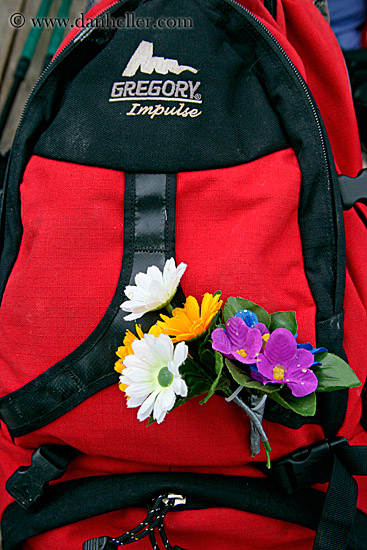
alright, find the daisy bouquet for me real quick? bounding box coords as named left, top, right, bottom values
left=115, top=259, right=360, bottom=467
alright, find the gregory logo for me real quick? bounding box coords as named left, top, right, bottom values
left=109, top=41, right=202, bottom=119
left=122, top=40, right=198, bottom=76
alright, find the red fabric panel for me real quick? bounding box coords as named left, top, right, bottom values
left=0, top=157, right=124, bottom=392
left=281, top=0, right=362, bottom=176
left=0, top=151, right=330, bottom=549
left=344, top=205, right=367, bottom=313
left=176, top=148, right=316, bottom=320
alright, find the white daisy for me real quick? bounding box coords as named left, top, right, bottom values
left=120, top=333, right=188, bottom=423
left=120, top=258, right=187, bottom=321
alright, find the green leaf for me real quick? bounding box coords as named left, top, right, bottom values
left=198, top=331, right=210, bottom=355
left=269, top=311, right=297, bottom=335
left=223, top=297, right=270, bottom=327
left=201, top=351, right=227, bottom=404
left=181, top=355, right=207, bottom=376
left=225, top=358, right=280, bottom=394
left=314, top=351, right=328, bottom=362
left=199, top=348, right=215, bottom=369
left=313, top=353, right=361, bottom=392
left=269, top=389, right=317, bottom=416
left=214, top=350, right=224, bottom=375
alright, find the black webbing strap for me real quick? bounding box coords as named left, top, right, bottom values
left=2, top=471, right=367, bottom=550
left=0, top=173, right=181, bottom=438
left=313, top=452, right=358, bottom=550
left=263, top=438, right=367, bottom=550
left=313, top=443, right=367, bottom=550
left=5, top=438, right=367, bottom=549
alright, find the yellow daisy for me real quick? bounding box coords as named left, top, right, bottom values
left=157, top=293, right=222, bottom=342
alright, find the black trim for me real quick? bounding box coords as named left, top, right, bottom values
left=0, top=173, right=179, bottom=437
left=264, top=0, right=276, bottom=19
left=2, top=471, right=367, bottom=550
left=0, top=150, right=11, bottom=259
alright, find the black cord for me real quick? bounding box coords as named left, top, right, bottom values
left=83, top=494, right=187, bottom=550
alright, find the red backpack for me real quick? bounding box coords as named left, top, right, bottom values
left=1, top=1, right=367, bottom=549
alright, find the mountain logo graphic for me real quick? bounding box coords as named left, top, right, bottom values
left=122, top=40, right=198, bottom=77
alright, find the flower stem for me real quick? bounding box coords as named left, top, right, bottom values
left=165, top=303, right=174, bottom=315
left=232, top=394, right=271, bottom=467
left=232, top=395, right=268, bottom=443
left=264, top=440, right=272, bottom=469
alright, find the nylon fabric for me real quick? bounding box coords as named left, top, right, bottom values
left=0, top=0, right=366, bottom=548
left=0, top=172, right=176, bottom=436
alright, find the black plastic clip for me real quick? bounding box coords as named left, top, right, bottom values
left=338, top=169, right=367, bottom=210
left=82, top=537, right=113, bottom=550
left=5, top=446, right=73, bottom=510
left=267, top=437, right=348, bottom=494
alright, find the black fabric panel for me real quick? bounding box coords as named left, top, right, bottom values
left=264, top=399, right=321, bottom=429
left=33, top=1, right=289, bottom=171
left=2, top=472, right=367, bottom=550
left=0, top=173, right=179, bottom=437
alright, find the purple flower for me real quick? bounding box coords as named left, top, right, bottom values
left=211, top=317, right=263, bottom=364
left=253, top=328, right=318, bottom=397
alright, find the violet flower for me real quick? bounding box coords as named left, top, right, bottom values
left=211, top=317, right=263, bottom=364
left=252, top=328, right=318, bottom=397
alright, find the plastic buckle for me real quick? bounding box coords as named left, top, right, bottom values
left=269, top=437, right=348, bottom=494
left=82, top=537, right=113, bottom=550
left=5, top=446, right=69, bottom=510
left=338, top=169, right=367, bottom=210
